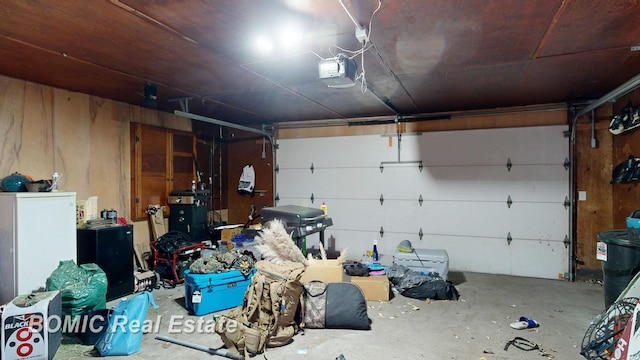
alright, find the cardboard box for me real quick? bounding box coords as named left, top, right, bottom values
left=2, top=290, right=62, bottom=360
left=300, top=259, right=348, bottom=284
left=350, top=275, right=391, bottom=301
left=214, top=224, right=243, bottom=241
left=220, top=225, right=242, bottom=241
left=76, top=196, right=98, bottom=228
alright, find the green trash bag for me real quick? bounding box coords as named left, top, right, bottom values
left=46, top=260, right=108, bottom=316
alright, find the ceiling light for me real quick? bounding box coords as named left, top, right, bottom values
left=254, top=36, right=273, bottom=54
left=278, top=28, right=303, bottom=49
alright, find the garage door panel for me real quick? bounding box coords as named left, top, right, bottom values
left=384, top=167, right=566, bottom=203
left=419, top=127, right=568, bottom=165
left=276, top=125, right=569, bottom=279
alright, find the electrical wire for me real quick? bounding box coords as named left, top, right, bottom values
left=367, top=0, right=382, bottom=42
left=319, top=0, right=383, bottom=93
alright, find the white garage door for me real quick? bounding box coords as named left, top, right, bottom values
left=275, top=125, right=569, bottom=279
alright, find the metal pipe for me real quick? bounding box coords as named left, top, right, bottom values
left=174, top=110, right=274, bottom=145
left=155, top=335, right=244, bottom=360
left=575, top=72, right=640, bottom=119
left=338, top=0, right=365, bottom=32
left=591, top=109, right=597, bottom=148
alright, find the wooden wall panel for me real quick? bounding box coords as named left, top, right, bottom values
left=276, top=108, right=567, bottom=139
left=612, top=90, right=640, bottom=229
left=0, top=78, right=51, bottom=179
left=0, top=75, right=191, bottom=249
left=21, top=82, right=54, bottom=179
left=574, top=121, right=613, bottom=270
left=225, top=132, right=274, bottom=225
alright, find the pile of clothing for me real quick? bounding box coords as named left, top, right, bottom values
left=189, top=248, right=256, bottom=276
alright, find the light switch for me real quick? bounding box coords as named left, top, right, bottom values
left=578, top=191, right=587, bottom=201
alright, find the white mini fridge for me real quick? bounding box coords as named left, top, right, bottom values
left=0, top=192, right=76, bottom=304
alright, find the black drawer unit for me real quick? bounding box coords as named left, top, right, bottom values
left=77, top=225, right=134, bottom=301
left=168, top=189, right=210, bottom=243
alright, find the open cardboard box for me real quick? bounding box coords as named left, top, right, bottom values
left=350, top=275, right=391, bottom=301
left=300, top=259, right=348, bottom=284
left=214, top=224, right=243, bottom=241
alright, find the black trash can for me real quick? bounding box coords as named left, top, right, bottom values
left=598, top=229, right=640, bottom=308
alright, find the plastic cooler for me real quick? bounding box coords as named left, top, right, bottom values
left=393, top=248, right=449, bottom=280
left=184, top=269, right=254, bottom=315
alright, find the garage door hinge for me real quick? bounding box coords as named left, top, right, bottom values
left=310, top=193, right=315, bottom=203
left=380, top=194, right=384, bottom=205
left=507, top=232, right=512, bottom=245
left=564, top=158, right=571, bottom=171
left=564, top=235, right=570, bottom=248
left=379, top=226, right=384, bottom=238
left=419, top=228, right=424, bottom=240
left=507, top=195, right=512, bottom=208
left=418, top=194, right=423, bottom=206
left=564, top=196, right=570, bottom=209
left=310, top=163, right=314, bottom=174
left=275, top=193, right=280, bottom=203
left=506, top=158, right=512, bottom=172
left=275, top=164, right=279, bottom=174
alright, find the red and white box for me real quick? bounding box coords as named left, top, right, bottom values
left=1, top=291, right=62, bottom=360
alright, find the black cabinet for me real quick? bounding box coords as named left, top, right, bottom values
left=77, top=225, right=134, bottom=301
left=168, top=190, right=210, bottom=243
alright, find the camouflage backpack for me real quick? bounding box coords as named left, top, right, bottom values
left=215, top=260, right=305, bottom=357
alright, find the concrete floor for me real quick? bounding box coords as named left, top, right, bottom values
left=53, top=271, right=605, bottom=360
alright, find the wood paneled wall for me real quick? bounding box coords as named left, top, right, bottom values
left=225, top=132, right=274, bottom=225
left=0, top=75, right=190, bottom=248
left=574, top=90, right=640, bottom=275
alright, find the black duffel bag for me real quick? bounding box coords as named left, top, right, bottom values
left=401, top=279, right=459, bottom=301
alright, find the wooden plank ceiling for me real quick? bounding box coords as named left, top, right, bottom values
left=0, top=0, right=639, bottom=127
